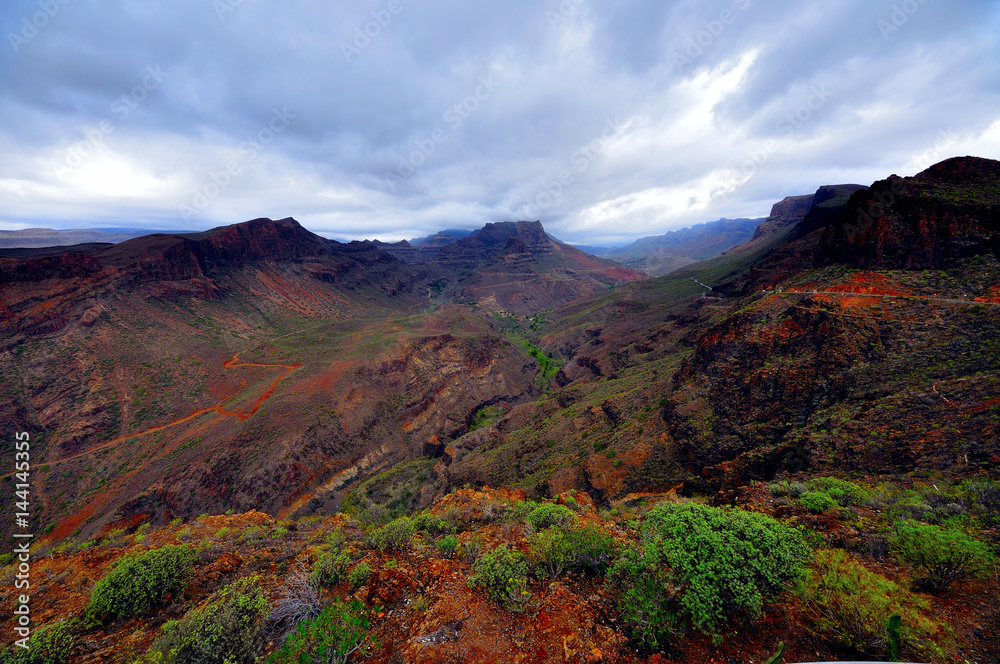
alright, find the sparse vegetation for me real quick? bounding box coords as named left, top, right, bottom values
left=266, top=600, right=374, bottom=664
left=797, top=549, right=950, bottom=659
left=366, top=516, right=416, bottom=552
left=892, top=520, right=996, bottom=592
left=153, top=575, right=269, bottom=664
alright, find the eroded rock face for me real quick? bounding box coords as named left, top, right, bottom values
left=0, top=217, right=422, bottom=341
left=817, top=156, right=1000, bottom=269
left=429, top=221, right=645, bottom=314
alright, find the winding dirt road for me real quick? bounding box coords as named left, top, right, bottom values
left=4, top=353, right=301, bottom=476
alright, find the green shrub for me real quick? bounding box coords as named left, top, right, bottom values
left=366, top=517, right=415, bottom=552
left=502, top=500, right=538, bottom=524
left=469, top=547, right=530, bottom=610
left=613, top=502, right=809, bottom=644
left=325, top=529, right=347, bottom=549
left=154, top=575, right=269, bottom=664
left=347, top=563, right=372, bottom=590
left=799, top=491, right=838, bottom=514
left=529, top=526, right=616, bottom=579
left=266, top=600, right=374, bottom=664
left=86, top=545, right=196, bottom=623
left=411, top=513, right=455, bottom=537
left=311, top=549, right=351, bottom=589
left=893, top=520, right=997, bottom=592
left=529, top=528, right=574, bottom=579
left=767, top=480, right=807, bottom=497
left=435, top=535, right=460, bottom=558
left=525, top=503, right=576, bottom=530
left=797, top=549, right=951, bottom=659
left=805, top=477, right=870, bottom=506
left=611, top=546, right=681, bottom=649
left=4, top=619, right=74, bottom=664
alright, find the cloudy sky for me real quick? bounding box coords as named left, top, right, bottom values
left=1, top=0, right=999, bottom=245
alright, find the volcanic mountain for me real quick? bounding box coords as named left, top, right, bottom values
left=2, top=159, right=998, bottom=551
left=425, top=220, right=646, bottom=313
left=3, top=159, right=999, bottom=664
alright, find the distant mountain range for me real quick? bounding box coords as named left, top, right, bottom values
left=0, top=227, right=176, bottom=249
left=574, top=217, right=765, bottom=275
left=3, top=157, right=1000, bottom=662
left=1, top=154, right=998, bottom=561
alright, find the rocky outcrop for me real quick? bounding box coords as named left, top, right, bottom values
left=429, top=221, right=645, bottom=313
left=816, top=157, right=1000, bottom=269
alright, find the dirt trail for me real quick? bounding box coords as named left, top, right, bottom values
left=5, top=353, right=301, bottom=476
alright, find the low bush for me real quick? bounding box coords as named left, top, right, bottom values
left=797, top=549, right=951, bottom=659
left=768, top=480, right=807, bottom=497
left=525, top=503, right=576, bottom=530
left=153, top=575, right=269, bottom=664
left=804, top=477, right=870, bottom=506
left=893, top=520, right=996, bottom=592
left=86, top=545, right=196, bottom=623
left=266, top=600, right=374, bottom=664
left=529, top=525, right=616, bottom=579
left=612, top=502, right=809, bottom=645
left=799, top=491, right=838, bottom=514
left=435, top=535, right=460, bottom=558
left=366, top=517, right=415, bottom=552
left=348, top=563, right=372, bottom=590
left=4, top=619, right=74, bottom=664
left=325, top=529, right=347, bottom=549
left=411, top=513, right=455, bottom=537
left=469, top=547, right=530, bottom=610
left=311, top=549, right=351, bottom=589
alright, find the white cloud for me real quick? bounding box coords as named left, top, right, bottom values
left=0, top=0, right=998, bottom=244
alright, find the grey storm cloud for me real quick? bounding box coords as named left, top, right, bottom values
left=1, top=0, right=999, bottom=245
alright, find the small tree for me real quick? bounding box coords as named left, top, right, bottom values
left=893, top=520, right=996, bottom=592
left=311, top=549, right=352, bottom=589
left=613, top=502, right=810, bottom=645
